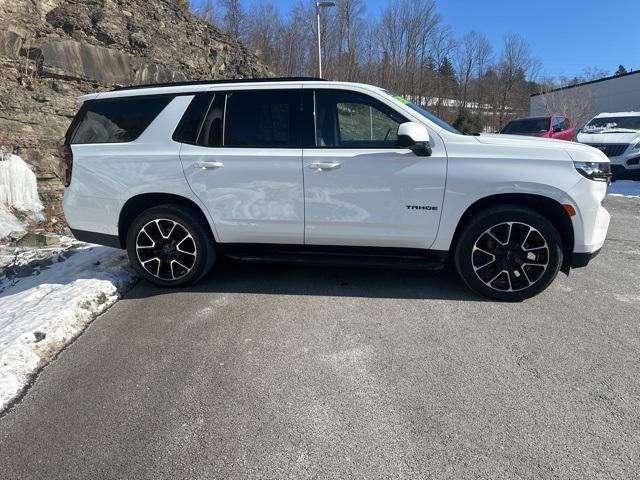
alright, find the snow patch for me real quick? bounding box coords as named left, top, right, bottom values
left=0, top=239, right=137, bottom=412
left=0, top=203, right=24, bottom=239
left=607, top=180, right=640, bottom=198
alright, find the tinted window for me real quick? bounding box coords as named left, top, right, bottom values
left=173, top=93, right=225, bottom=147
left=70, top=96, right=172, bottom=144
left=501, top=117, right=550, bottom=134
left=173, top=93, right=213, bottom=145
left=224, top=90, right=301, bottom=147
left=560, top=118, right=570, bottom=130
left=198, top=94, right=225, bottom=147
left=315, top=90, right=407, bottom=148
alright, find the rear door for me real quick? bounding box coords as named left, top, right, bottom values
left=178, top=88, right=305, bottom=244
left=302, top=87, right=447, bottom=249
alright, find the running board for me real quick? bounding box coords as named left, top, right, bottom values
left=219, top=244, right=448, bottom=270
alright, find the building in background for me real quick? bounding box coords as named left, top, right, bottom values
left=530, top=71, right=640, bottom=127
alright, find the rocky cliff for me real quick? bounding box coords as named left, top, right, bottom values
left=0, top=0, right=270, bottom=231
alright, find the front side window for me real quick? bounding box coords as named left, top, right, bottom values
left=224, top=90, right=302, bottom=147
left=315, top=90, right=407, bottom=148
left=70, top=96, right=173, bottom=144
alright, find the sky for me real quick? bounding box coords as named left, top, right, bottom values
left=192, top=0, right=640, bottom=80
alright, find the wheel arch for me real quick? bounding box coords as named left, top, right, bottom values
left=450, top=193, right=574, bottom=269
left=118, top=193, right=216, bottom=248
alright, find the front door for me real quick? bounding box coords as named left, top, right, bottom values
left=179, top=89, right=305, bottom=244
left=303, top=88, right=447, bottom=249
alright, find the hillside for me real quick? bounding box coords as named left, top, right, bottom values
left=0, top=0, right=270, bottom=231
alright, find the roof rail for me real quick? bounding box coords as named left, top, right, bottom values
left=112, top=77, right=327, bottom=92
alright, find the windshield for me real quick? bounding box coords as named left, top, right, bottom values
left=501, top=118, right=550, bottom=134
left=382, top=90, right=462, bottom=134
left=583, top=116, right=640, bottom=132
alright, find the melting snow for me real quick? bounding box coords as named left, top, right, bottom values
left=0, top=239, right=137, bottom=412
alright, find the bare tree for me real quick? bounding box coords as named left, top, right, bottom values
left=496, top=32, right=536, bottom=128
left=191, top=0, right=221, bottom=25
left=455, top=31, right=492, bottom=113
left=535, top=78, right=595, bottom=127
left=333, top=0, right=366, bottom=81
left=219, top=0, right=245, bottom=40
left=244, top=2, right=282, bottom=68
left=188, top=0, right=547, bottom=132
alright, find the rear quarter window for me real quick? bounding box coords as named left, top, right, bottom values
left=68, top=96, right=173, bottom=144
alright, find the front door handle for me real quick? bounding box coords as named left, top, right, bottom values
left=194, top=161, right=223, bottom=170
left=308, top=162, right=341, bottom=171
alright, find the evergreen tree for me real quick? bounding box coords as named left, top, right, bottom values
left=438, top=57, right=456, bottom=80
left=616, top=65, right=628, bottom=76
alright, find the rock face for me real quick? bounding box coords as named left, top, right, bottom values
left=0, top=0, right=270, bottom=231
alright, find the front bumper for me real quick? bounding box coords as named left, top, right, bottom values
left=609, top=154, right=640, bottom=171
left=560, top=178, right=611, bottom=253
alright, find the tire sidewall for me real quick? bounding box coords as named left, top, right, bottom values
left=454, top=207, right=563, bottom=301
left=126, top=205, right=215, bottom=287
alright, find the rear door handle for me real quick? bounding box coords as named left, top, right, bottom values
left=308, top=162, right=341, bottom=171
left=194, top=161, right=223, bottom=170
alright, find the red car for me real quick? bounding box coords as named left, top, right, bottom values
left=500, top=114, right=575, bottom=141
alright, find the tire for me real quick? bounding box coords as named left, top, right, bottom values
left=126, top=204, right=216, bottom=287
left=454, top=206, right=563, bottom=301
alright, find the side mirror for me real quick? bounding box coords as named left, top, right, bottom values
left=553, top=125, right=562, bottom=133
left=397, top=122, right=432, bottom=156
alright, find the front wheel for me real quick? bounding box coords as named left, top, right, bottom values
left=126, top=205, right=216, bottom=287
left=454, top=206, right=563, bottom=301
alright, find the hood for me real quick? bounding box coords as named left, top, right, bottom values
left=477, top=133, right=574, bottom=148
left=576, top=131, right=640, bottom=145
left=475, top=133, right=608, bottom=162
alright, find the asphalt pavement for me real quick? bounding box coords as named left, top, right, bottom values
left=1, top=196, right=639, bottom=480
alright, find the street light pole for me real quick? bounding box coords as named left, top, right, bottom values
left=316, top=1, right=335, bottom=78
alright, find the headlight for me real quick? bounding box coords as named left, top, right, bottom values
left=574, top=161, right=611, bottom=182
left=633, top=141, right=640, bottom=150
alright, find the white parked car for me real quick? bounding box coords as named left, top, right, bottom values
left=62, top=78, right=611, bottom=300
left=576, top=112, right=640, bottom=177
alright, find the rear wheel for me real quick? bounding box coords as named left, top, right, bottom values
left=126, top=205, right=216, bottom=287
left=454, top=206, right=563, bottom=301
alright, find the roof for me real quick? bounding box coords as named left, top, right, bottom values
left=112, top=77, right=326, bottom=92
left=508, top=115, right=551, bottom=121
left=531, top=69, right=640, bottom=97
left=593, top=111, right=640, bottom=118
left=79, top=78, right=373, bottom=102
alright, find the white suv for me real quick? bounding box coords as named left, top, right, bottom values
left=576, top=112, right=640, bottom=177
left=62, top=78, right=611, bottom=301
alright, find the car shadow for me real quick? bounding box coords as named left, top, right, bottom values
left=126, top=260, right=488, bottom=302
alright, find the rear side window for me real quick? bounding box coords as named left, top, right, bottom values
left=69, top=96, right=172, bottom=144
left=224, top=90, right=302, bottom=147
left=173, top=93, right=213, bottom=145
left=173, top=93, right=226, bottom=147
